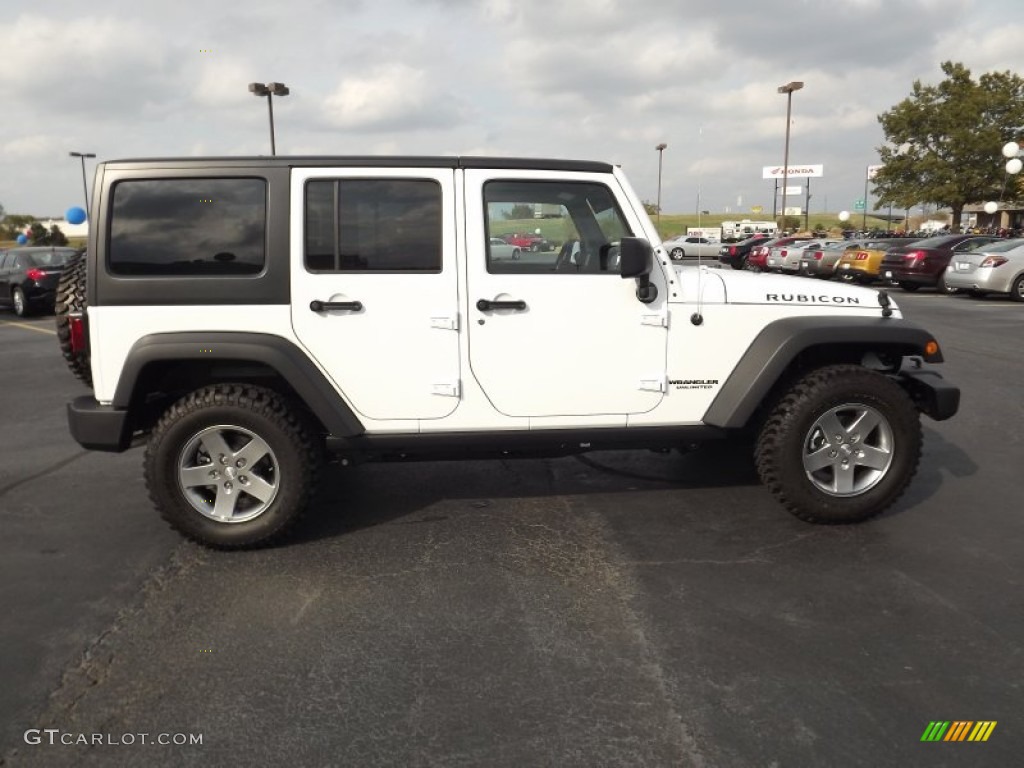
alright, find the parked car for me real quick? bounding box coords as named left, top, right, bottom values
left=488, top=237, right=521, bottom=260
left=754, top=236, right=812, bottom=272
left=767, top=239, right=842, bottom=273
left=799, top=240, right=866, bottom=279
left=0, top=246, right=80, bottom=317
left=503, top=232, right=551, bottom=252
left=878, top=234, right=1004, bottom=292
left=661, top=235, right=720, bottom=261
left=943, top=238, right=1024, bottom=300
left=834, top=238, right=921, bottom=284
left=717, top=233, right=773, bottom=269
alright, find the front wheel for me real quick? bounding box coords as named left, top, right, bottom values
left=670, top=247, right=685, bottom=260
left=144, top=384, right=321, bottom=548
left=938, top=269, right=959, bottom=295
left=755, top=365, right=921, bottom=524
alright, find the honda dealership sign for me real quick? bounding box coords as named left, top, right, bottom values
left=762, top=164, right=824, bottom=179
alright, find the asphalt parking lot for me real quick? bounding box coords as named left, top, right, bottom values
left=1, top=292, right=1022, bottom=767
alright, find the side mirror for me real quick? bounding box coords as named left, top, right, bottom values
left=619, top=237, right=658, bottom=304
left=619, top=237, right=652, bottom=278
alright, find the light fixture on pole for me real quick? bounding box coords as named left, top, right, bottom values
left=69, top=152, right=96, bottom=211
left=777, top=81, right=804, bottom=233
left=249, top=82, right=290, bottom=155
left=655, top=143, right=667, bottom=225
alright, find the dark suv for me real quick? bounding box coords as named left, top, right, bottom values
left=0, top=246, right=80, bottom=316
left=879, top=234, right=1003, bottom=292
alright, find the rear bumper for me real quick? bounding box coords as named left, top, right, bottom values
left=894, top=365, right=960, bottom=421
left=943, top=268, right=1010, bottom=292
left=881, top=268, right=939, bottom=286
left=67, top=396, right=133, bottom=452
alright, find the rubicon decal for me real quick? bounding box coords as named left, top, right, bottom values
left=766, top=294, right=861, bottom=304
left=920, top=721, right=997, bottom=742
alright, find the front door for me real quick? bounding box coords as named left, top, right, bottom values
left=290, top=168, right=461, bottom=422
left=464, top=170, right=667, bottom=418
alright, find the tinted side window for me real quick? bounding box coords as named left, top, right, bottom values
left=109, top=178, right=266, bottom=276
left=304, top=179, right=442, bottom=272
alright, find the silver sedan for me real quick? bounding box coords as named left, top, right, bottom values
left=662, top=235, right=721, bottom=260
left=944, top=238, right=1024, bottom=300
left=767, top=239, right=842, bottom=273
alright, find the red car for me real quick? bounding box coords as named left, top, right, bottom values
left=503, top=233, right=552, bottom=252
left=747, top=236, right=811, bottom=272
left=879, top=234, right=1004, bottom=292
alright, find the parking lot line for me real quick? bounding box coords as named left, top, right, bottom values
left=0, top=319, right=57, bottom=336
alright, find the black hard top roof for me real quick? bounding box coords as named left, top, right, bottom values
left=100, top=156, right=615, bottom=173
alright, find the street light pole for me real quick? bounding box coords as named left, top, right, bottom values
left=777, top=81, right=803, bottom=233
left=862, top=166, right=870, bottom=231
left=655, top=143, right=667, bottom=226
left=249, top=82, right=290, bottom=155
left=69, top=152, right=96, bottom=211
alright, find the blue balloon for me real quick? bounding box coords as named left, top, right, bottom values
left=66, top=206, right=87, bottom=225
left=16, top=234, right=28, bottom=244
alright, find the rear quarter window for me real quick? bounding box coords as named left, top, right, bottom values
left=108, top=178, right=266, bottom=276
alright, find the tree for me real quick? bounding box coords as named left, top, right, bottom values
left=49, top=225, right=68, bottom=246
left=873, top=61, right=1024, bottom=233
left=503, top=204, right=535, bottom=220
left=28, top=223, right=49, bottom=245
left=1, top=214, right=34, bottom=240
left=641, top=200, right=660, bottom=215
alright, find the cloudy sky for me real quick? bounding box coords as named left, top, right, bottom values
left=1, top=0, right=1021, bottom=221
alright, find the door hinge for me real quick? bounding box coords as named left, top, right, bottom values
left=639, top=376, right=666, bottom=392
left=641, top=312, right=668, bottom=328
left=430, top=314, right=459, bottom=331
left=431, top=381, right=461, bottom=398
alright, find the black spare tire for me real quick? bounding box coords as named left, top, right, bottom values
left=55, top=250, right=92, bottom=387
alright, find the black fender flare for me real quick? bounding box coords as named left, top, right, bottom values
left=702, top=316, right=944, bottom=429
left=113, top=332, right=365, bottom=437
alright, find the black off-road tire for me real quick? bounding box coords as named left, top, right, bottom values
left=144, top=384, right=322, bottom=549
left=55, top=250, right=92, bottom=387
left=755, top=365, right=921, bottom=524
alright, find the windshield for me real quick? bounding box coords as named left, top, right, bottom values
left=980, top=238, right=1024, bottom=253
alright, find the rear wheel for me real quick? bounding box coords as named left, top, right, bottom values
left=670, top=247, right=685, bottom=260
left=12, top=287, right=31, bottom=317
left=897, top=282, right=920, bottom=292
left=55, top=250, right=92, bottom=386
left=1010, top=274, right=1024, bottom=303
left=755, top=365, right=921, bottom=524
left=144, top=384, right=321, bottom=549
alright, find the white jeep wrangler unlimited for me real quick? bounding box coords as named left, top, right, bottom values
left=57, top=156, right=959, bottom=548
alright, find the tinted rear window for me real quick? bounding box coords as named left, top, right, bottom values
left=27, top=250, right=77, bottom=267
left=109, top=178, right=266, bottom=276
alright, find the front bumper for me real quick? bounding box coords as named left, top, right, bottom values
left=894, top=364, right=960, bottom=421
left=67, top=397, right=133, bottom=452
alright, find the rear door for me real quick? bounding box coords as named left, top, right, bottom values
left=289, top=167, right=461, bottom=422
